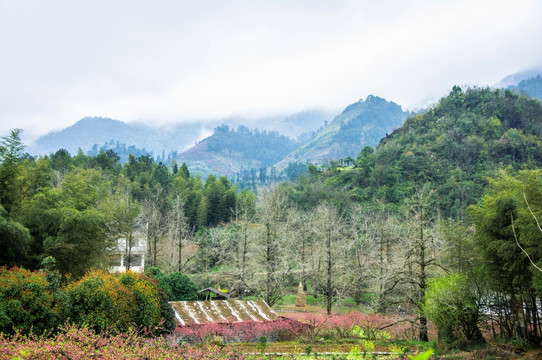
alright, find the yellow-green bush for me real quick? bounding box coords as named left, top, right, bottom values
left=119, top=271, right=161, bottom=329
left=66, top=269, right=136, bottom=332
left=0, top=266, right=62, bottom=335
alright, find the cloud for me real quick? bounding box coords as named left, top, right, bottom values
left=1, top=0, right=541, bottom=140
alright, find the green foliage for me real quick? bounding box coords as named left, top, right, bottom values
left=408, top=349, right=434, bottom=360
left=469, top=170, right=542, bottom=289
left=156, top=285, right=176, bottom=333
left=257, top=335, right=267, bottom=353
left=0, top=129, right=25, bottom=214
left=206, top=125, right=298, bottom=166
left=1, top=131, right=252, bottom=275
left=66, top=269, right=136, bottom=332
left=291, top=87, right=542, bottom=219
left=19, top=168, right=115, bottom=276
left=0, top=265, right=174, bottom=336
left=39, top=257, right=70, bottom=326
left=145, top=267, right=198, bottom=301
left=351, top=325, right=391, bottom=340
left=0, top=266, right=63, bottom=335
left=424, top=272, right=485, bottom=346
left=119, top=272, right=161, bottom=328
left=0, top=206, right=31, bottom=266
left=162, top=272, right=199, bottom=301
left=468, top=169, right=542, bottom=342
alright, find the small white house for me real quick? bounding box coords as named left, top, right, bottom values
left=110, top=227, right=147, bottom=273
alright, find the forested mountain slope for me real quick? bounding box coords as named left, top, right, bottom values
left=27, top=110, right=334, bottom=158
left=275, top=95, right=408, bottom=169
left=508, top=75, right=542, bottom=100
left=176, top=125, right=299, bottom=178
left=299, top=87, right=542, bottom=219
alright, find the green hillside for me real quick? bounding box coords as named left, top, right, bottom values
left=293, top=86, right=542, bottom=218
left=509, top=75, right=542, bottom=100
left=276, top=95, right=408, bottom=169
left=176, top=125, right=298, bottom=178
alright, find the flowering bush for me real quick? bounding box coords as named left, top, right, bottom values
left=176, top=318, right=307, bottom=343
left=283, top=311, right=416, bottom=341
left=0, top=324, right=277, bottom=359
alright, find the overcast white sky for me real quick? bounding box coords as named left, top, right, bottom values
left=1, top=0, right=541, bottom=142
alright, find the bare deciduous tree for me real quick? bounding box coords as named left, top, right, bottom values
left=251, top=186, right=295, bottom=306
left=141, top=186, right=166, bottom=268
left=311, top=203, right=350, bottom=315
left=227, top=204, right=257, bottom=297
left=288, top=209, right=316, bottom=291
left=164, top=193, right=195, bottom=272
left=401, top=184, right=443, bottom=342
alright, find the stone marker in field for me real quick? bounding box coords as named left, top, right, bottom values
left=295, top=282, right=306, bottom=308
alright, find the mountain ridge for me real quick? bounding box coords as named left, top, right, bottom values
left=274, top=95, right=408, bottom=170
left=26, top=110, right=334, bottom=157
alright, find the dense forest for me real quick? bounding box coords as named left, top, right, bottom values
left=509, top=75, right=542, bottom=100
left=277, top=95, right=407, bottom=168
left=0, top=134, right=253, bottom=277
left=2, top=86, right=542, bottom=350
left=206, top=125, right=299, bottom=166
left=302, top=87, right=542, bottom=217
left=87, top=140, right=154, bottom=164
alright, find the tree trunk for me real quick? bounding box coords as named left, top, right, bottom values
left=266, top=223, right=272, bottom=305
left=326, top=229, right=332, bottom=315
left=418, top=207, right=428, bottom=342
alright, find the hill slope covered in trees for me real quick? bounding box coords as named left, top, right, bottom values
left=275, top=95, right=408, bottom=170
left=176, top=125, right=299, bottom=178
left=292, top=87, right=542, bottom=219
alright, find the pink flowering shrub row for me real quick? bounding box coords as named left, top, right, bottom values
left=174, top=312, right=423, bottom=344
left=0, top=324, right=278, bottom=360
left=282, top=311, right=419, bottom=341
left=176, top=317, right=307, bottom=343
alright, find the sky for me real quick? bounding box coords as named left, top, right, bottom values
left=1, top=0, right=541, bottom=143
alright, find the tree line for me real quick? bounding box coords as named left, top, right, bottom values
left=0, top=129, right=253, bottom=277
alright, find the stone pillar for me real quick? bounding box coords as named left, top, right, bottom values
left=295, top=282, right=306, bottom=308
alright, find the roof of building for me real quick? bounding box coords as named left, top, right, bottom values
left=170, top=299, right=278, bottom=326
left=197, top=287, right=230, bottom=299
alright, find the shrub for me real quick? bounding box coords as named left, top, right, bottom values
left=119, top=271, right=161, bottom=329
left=176, top=318, right=306, bottom=343
left=141, top=267, right=176, bottom=333
left=144, top=266, right=172, bottom=294
left=162, top=272, right=198, bottom=301
left=0, top=266, right=62, bottom=335
left=0, top=324, right=266, bottom=359
left=424, top=272, right=485, bottom=346
left=66, top=269, right=136, bottom=332
left=144, top=268, right=198, bottom=301
left=156, top=286, right=176, bottom=333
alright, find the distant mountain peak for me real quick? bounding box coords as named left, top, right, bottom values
left=274, top=95, right=408, bottom=169
left=495, top=67, right=542, bottom=88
